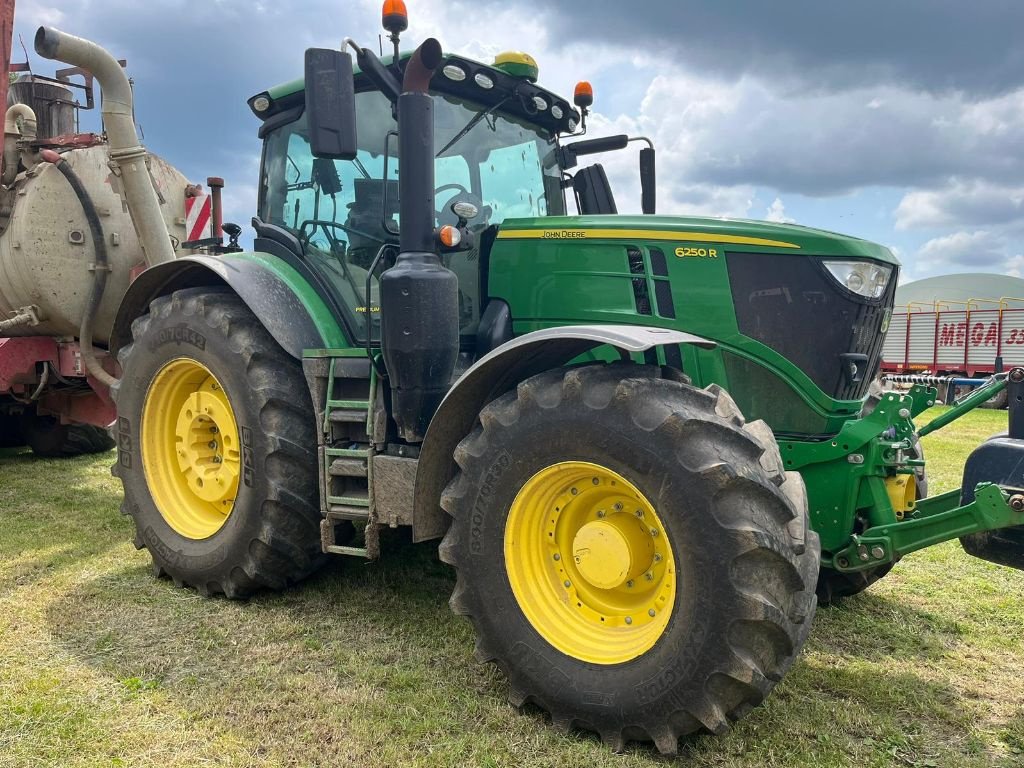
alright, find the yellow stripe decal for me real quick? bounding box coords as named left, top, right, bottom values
left=496, top=228, right=801, bottom=249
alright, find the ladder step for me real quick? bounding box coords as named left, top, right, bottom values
left=329, top=457, right=368, bottom=477
left=332, top=491, right=370, bottom=506
left=329, top=409, right=369, bottom=424
left=326, top=447, right=371, bottom=458
left=328, top=504, right=370, bottom=521
left=327, top=398, right=370, bottom=409
left=324, top=544, right=370, bottom=558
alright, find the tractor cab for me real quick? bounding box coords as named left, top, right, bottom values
left=249, top=50, right=580, bottom=348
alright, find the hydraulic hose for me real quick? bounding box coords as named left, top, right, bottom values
left=40, top=149, right=118, bottom=388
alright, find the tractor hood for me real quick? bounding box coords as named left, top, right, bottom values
left=496, top=215, right=900, bottom=264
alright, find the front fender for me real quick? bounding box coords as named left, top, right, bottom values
left=110, top=253, right=347, bottom=359
left=411, top=325, right=715, bottom=541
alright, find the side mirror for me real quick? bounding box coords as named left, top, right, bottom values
left=558, top=134, right=628, bottom=170
left=304, top=48, right=357, bottom=160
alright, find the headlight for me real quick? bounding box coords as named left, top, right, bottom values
left=822, top=260, right=893, bottom=299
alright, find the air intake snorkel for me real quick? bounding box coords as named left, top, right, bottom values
left=379, top=38, right=459, bottom=442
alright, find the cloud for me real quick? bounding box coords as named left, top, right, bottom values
left=895, top=180, right=1024, bottom=231
left=764, top=198, right=794, bottom=223
left=471, top=0, right=1024, bottom=96
left=916, top=230, right=1008, bottom=270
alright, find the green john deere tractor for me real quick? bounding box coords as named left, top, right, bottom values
left=36, top=5, right=1024, bottom=756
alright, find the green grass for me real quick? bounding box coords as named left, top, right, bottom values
left=1, top=406, right=1023, bottom=767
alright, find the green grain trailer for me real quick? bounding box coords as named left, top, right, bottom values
left=35, top=5, right=1024, bottom=755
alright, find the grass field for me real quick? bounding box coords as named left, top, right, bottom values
left=1, top=406, right=1023, bottom=767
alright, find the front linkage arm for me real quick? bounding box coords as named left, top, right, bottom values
left=781, top=368, right=1024, bottom=573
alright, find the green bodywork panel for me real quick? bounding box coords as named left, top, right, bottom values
left=228, top=251, right=349, bottom=351
left=489, top=214, right=897, bottom=437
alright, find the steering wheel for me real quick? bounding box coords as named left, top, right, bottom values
left=435, top=183, right=471, bottom=219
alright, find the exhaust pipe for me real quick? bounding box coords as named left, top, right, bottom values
left=34, top=27, right=175, bottom=266
left=379, top=38, right=459, bottom=442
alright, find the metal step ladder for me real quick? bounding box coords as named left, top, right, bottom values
left=319, top=356, right=378, bottom=558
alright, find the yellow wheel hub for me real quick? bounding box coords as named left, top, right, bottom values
left=504, top=461, right=676, bottom=665
left=141, top=358, right=241, bottom=540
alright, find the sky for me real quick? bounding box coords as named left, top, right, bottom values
left=11, top=0, right=1024, bottom=284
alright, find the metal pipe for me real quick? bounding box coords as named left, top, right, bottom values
left=207, top=176, right=224, bottom=239
left=0, top=306, right=38, bottom=333
left=2, top=103, right=37, bottom=185
left=40, top=148, right=118, bottom=388
left=34, top=26, right=175, bottom=266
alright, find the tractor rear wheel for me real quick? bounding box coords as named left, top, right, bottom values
left=112, top=288, right=326, bottom=598
left=440, top=363, right=819, bottom=755
left=20, top=409, right=114, bottom=457
left=0, top=412, right=25, bottom=448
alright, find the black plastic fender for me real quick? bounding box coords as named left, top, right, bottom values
left=410, top=325, right=716, bottom=542
left=109, top=255, right=334, bottom=360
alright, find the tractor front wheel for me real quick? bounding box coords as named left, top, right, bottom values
left=112, top=288, right=325, bottom=598
left=440, top=363, right=819, bottom=754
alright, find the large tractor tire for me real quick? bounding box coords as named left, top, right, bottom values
left=20, top=409, right=114, bottom=457
left=439, top=363, right=819, bottom=755
left=112, top=288, right=326, bottom=598
left=816, top=387, right=928, bottom=604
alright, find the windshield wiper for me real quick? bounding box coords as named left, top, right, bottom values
left=436, top=95, right=512, bottom=157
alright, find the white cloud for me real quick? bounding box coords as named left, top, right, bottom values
left=916, top=230, right=1007, bottom=270
left=14, top=1, right=64, bottom=27
left=764, top=197, right=795, bottom=223
left=895, top=180, right=1024, bottom=230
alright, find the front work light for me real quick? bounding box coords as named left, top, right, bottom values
left=823, top=260, right=893, bottom=299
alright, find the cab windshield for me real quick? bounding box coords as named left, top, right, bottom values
left=259, top=89, right=565, bottom=341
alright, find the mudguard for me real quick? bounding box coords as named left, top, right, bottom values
left=411, top=325, right=715, bottom=542
left=109, top=254, right=347, bottom=359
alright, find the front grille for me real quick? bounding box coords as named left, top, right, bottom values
left=727, top=252, right=897, bottom=400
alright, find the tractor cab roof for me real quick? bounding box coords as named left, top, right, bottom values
left=248, top=50, right=579, bottom=138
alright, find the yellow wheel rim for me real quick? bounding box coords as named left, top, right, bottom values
left=504, top=461, right=676, bottom=665
left=141, top=358, right=241, bottom=540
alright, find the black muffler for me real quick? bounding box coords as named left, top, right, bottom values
left=379, top=38, right=459, bottom=442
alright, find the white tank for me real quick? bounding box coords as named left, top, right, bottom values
left=0, top=144, right=189, bottom=341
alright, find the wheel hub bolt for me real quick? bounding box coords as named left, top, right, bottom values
left=614, top=502, right=623, bottom=511
left=214, top=456, right=222, bottom=464
left=648, top=609, right=656, bottom=617
left=653, top=553, right=662, bottom=562
left=597, top=510, right=606, bottom=518
left=570, top=488, right=578, bottom=495
left=592, top=478, right=599, bottom=485
left=210, top=426, right=219, bottom=434
left=624, top=617, right=632, bottom=625
left=644, top=571, right=654, bottom=581
left=564, top=580, right=571, bottom=588
left=208, top=441, right=218, bottom=450
left=626, top=580, right=634, bottom=588
left=635, top=510, right=644, bottom=518
left=553, top=553, right=561, bottom=561
left=649, top=528, right=659, bottom=537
